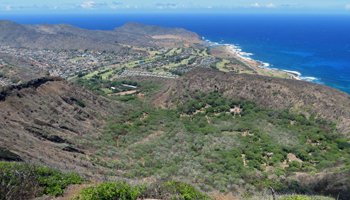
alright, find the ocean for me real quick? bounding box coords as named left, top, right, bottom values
left=1, top=13, right=350, bottom=93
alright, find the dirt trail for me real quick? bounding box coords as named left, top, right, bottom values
left=55, top=184, right=93, bottom=200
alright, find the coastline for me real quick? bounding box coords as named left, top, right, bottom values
left=202, top=37, right=321, bottom=82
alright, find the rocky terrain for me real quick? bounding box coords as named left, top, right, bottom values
left=0, top=77, right=124, bottom=177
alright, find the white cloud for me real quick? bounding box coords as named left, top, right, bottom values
left=346, top=4, right=350, bottom=10
left=250, top=2, right=276, bottom=9
left=80, top=1, right=95, bottom=9
left=109, top=2, right=123, bottom=9
left=251, top=3, right=261, bottom=8
left=5, top=5, right=12, bottom=11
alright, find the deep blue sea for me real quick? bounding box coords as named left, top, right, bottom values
left=1, top=14, right=350, bottom=93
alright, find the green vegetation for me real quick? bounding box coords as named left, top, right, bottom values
left=74, top=181, right=211, bottom=200
left=0, top=161, right=82, bottom=199
left=76, top=77, right=139, bottom=95
left=78, top=86, right=349, bottom=196
left=279, top=195, right=334, bottom=200
left=36, top=166, right=82, bottom=196
left=74, top=46, right=258, bottom=85
left=74, top=182, right=143, bottom=200
left=216, top=59, right=231, bottom=72
left=155, top=181, right=212, bottom=200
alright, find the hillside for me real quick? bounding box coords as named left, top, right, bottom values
left=0, top=68, right=349, bottom=199
left=70, top=73, right=350, bottom=199
left=0, top=21, right=202, bottom=50
left=0, top=77, right=124, bottom=177
left=114, top=22, right=203, bottom=47
left=155, top=68, right=350, bottom=136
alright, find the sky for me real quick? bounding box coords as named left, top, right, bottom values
left=1, top=0, right=350, bottom=14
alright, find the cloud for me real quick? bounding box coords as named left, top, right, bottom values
left=250, top=2, right=261, bottom=8
left=80, top=1, right=123, bottom=10
left=80, top=1, right=95, bottom=9
left=346, top=4, right=350, bottom=10
left=109, top=1, right=123, bottom=9
left=250, top=2, right=276, bottom=8
left=155, top=3, right=178, bottom=9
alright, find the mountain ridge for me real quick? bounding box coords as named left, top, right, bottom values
left=0, top=20, right=202, bottom=50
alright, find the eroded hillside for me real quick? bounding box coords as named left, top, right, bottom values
left=0, top=77, right=124, bottom=177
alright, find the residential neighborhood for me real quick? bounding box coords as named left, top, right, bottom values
left=0, top=45, right=222, bottom=86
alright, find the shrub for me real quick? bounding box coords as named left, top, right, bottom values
left=141, top=181, right=212, bottom=200
left=74, top=182, right=143, bottom=200
left=280, top=195, right=311, bottom=200
left=0, top=162, right=41, bottom=200
left=35, top=166, right=82, bottom=196
left=162, top=181, right=212, bottom=200
left=116, top=95, right=137, bottom=102
left=336, top=138, right=350, bottom=150
left=279, top=195, right=334, bottom=200
left=0, top=161, right=82, bottom=199
left=287, top=161, right=303, bottom=172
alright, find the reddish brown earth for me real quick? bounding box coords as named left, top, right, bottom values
left=0, top=77, right=124, bottom=177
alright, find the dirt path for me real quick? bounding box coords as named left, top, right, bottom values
left=54, top=184, right=93, bottom=200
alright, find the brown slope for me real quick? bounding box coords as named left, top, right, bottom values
left=0, top=77, right=124, bottom=176
left=155, top=68, right=350, bottom=135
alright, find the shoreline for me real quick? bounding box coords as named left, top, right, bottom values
left=202, top=37, right=321, bottom=82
